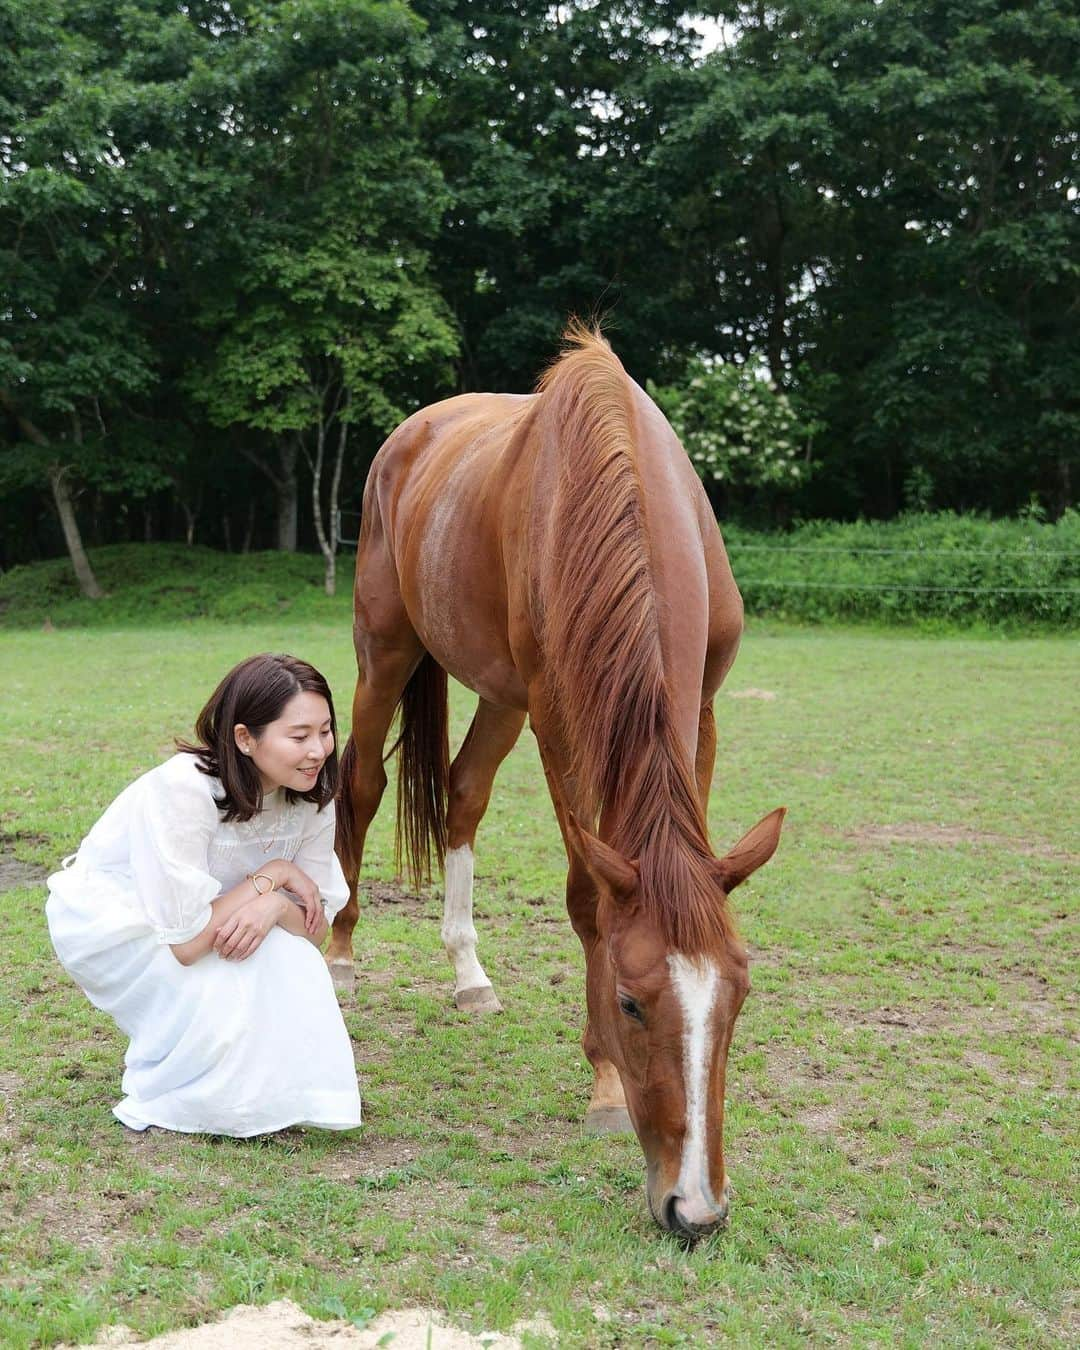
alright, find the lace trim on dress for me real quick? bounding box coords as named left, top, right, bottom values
left=232, top=788, right=303, bottom=831
left=225, top=795, right=305, bottom=852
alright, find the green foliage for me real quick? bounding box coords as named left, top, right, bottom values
left=2, top=0, right=1078, bottom=565
left=647, top=0, right=1080, bottom=518
left=649, top=359, right=811, bottom=493
left=183, top=0, right=458, bottom=443
left=725, top=511, right=1080, bottom=626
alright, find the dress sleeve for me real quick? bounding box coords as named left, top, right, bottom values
left=293, top=802, right=350, bottom=922
left=129, top=763, right=223, bottom=945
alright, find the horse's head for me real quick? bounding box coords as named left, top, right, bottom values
left=569, top=807, right=785, bottom=1239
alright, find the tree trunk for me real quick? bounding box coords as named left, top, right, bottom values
left=49, top=465, right=104, bottom=599
left=242, top=499, right=255, bottom=553
left=0, top=390, right=103, bottom=600
left=276, top=437, right=299, bottom=551
left=305, top=410, right=347, bottom=598
left=240, top=439, right=300, bottom=551
left=326, top=419, right=346, bottom=596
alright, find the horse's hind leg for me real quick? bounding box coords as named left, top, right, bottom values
left=327, top=485, right=424, bottom=987
left=442, top=699, right=526, bottom=1013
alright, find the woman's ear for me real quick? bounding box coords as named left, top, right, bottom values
left=234, top=724, right=254, bottom=756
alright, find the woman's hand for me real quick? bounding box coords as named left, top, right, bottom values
left=260, top=858, right=323, bottom=933
left=213, top=893, right=287, bottom=961
left=307, top=906, right=330, bottom=947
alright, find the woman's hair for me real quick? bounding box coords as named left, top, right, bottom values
left=178, top=653, right=339, bottom=822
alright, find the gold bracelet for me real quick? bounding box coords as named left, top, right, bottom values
left=248, top=872, right=276, bottom=896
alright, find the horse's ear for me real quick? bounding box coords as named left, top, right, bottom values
left=717, top=807, right=786, bottom=892
left=566, top=812, right=639, bottom=900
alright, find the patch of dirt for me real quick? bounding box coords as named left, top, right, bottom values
left=0, top=1071, right=21, bottom=1144
left=9, top=1183, right=133, bottom=1257
left=0, top=853, right=49, bottom=892
left=292, top=1133, right=423, bottom=1184
left=69, top=1300, right=548, bottom=1348
left=837, top=822, right=1077, bottom=862
left=726, top=687, right=777, bottom=701
left=363, top=881, right=439, bottom=918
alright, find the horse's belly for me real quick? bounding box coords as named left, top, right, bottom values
left=429, top=643, right=528, bottom=711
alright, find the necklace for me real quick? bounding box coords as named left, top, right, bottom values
left=249, top=794, right=279, bottom=854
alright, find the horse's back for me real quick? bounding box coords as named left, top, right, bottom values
left=359, top=391, right=537, bottom=708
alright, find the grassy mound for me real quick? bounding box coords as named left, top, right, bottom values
left=0, top=544, right=353, bottom=629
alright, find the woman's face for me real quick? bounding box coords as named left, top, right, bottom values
left=235, top=690, right=334, bottom=794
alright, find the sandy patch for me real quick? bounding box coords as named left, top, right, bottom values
left=76, top=1301, right=553, bottom=1348
left=839, top=822, right=1077, bottom=861
left=726, top=688, right=777, bottom=701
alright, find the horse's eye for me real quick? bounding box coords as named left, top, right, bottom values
left=619, top=995, right=644, bottom=1022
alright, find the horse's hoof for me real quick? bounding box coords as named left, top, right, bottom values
left=455, top=985, right=503, bottom=1013
left=328, top=960, right=356, bottom=992
left=584, top=1106, right=634, bottom=1135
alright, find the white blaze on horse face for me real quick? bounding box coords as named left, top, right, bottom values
left=667, top=952, right=723, bottom=1222
left=441, top=845, right=493, bottom=996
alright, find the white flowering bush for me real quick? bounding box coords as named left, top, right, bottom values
left=649, top=359, right=808, bottom=492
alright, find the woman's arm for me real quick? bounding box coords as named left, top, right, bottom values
left=169, top=875, right=287, bottom=966
left=274, top=896, right=330, bottom=948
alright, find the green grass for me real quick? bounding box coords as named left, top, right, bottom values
left=1, top=621, right=1077, bottom=1347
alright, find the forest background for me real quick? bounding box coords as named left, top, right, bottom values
left=1, top=0, right=1077, bottom=598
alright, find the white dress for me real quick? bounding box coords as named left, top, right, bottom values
left=46, top=753, right=362, bottom=1137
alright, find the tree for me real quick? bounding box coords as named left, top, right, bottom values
left=657, top=1, right=1079, bottom=517
left=0, top=0, right=167, bottom=594
left=649, top=357, right=813, bottom=520
left=413, top=1, right=706, bottom=389
left=183, top=0, right=458, bottom=573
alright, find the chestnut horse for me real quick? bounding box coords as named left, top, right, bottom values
left=328, top=327, right=784, bottom=1236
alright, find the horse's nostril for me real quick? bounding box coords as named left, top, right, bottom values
left=664, top=1193, right=682, bottom=1232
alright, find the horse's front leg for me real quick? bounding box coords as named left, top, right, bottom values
left=328, top=645, right=420, bottom=989
left=442, top=699, right=525, bottom=1012
left=533, top=727, right=633, bottom=1135
left=695, top=698, right=718, bottom=821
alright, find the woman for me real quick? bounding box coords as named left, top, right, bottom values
left=46, top=653, right=362, bottom=1137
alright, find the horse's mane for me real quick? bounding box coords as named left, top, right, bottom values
left=535, top=323, right=734, bottom=953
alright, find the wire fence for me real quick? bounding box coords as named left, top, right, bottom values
left=730, top=544, right=1080, bottom=559
left=734, top=580, right=1079, bottom=594
left=337, top=512, right=1079, bottom=618
left=726, top=542, right=1079, bottom=601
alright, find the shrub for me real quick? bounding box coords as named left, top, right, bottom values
left=722, top=512, right=1080, bottom=627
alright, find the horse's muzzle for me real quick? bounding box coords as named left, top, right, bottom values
left=658, top=1180, right=732, bottom=1239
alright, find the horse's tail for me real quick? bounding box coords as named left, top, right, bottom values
left=393, top=652, right=450, bottom=888
left=334, top=734, right=365, bottom=883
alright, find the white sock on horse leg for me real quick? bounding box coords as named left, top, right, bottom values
left=441, top=845, right=493, bottom=995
